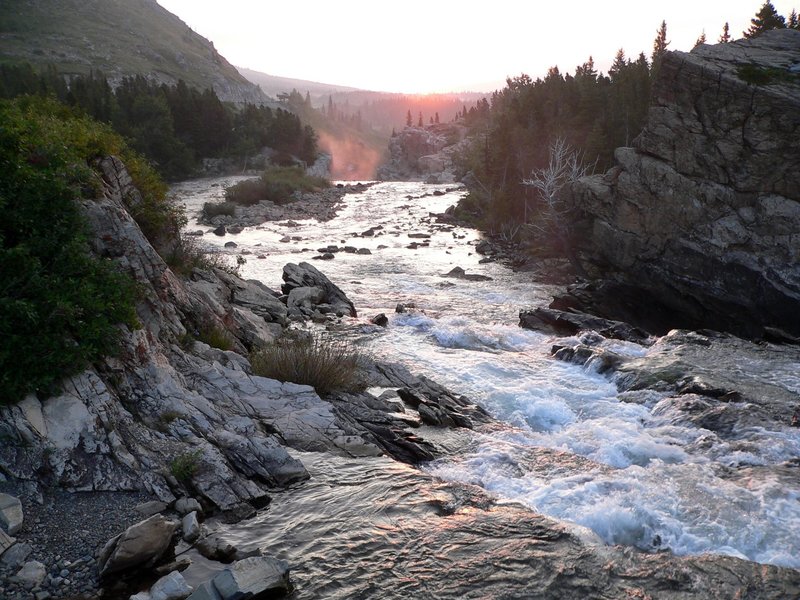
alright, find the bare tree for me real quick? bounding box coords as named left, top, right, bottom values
left=521, top=137, right=594, bottom=269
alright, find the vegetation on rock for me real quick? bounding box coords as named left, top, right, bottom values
left=250, top=333, right=365, bottom=395
left=225, top=167, right=330, bottom=206
left=0, top=97, right=141, bottom=404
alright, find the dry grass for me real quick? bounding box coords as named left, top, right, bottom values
left=250, top=333, right=365, bottom=395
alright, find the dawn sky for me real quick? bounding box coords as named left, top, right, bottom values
left=157, top=0, right=798, bottom=93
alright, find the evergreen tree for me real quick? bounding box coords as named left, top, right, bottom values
left=789, top=9, right=799, bottom=29
left=418, top=111, right=423, bottom=127
left=406, top=109, right=412, bottom=127
left=743, top=2, right=786, bottom=38
left=694, top=30, right=707, bottom=47
left=719, top=22, right=732, bottom=43
left=609, top=49, right=628, bottom=81
left=435, top=111, right=440, bottom=124
left=652, top=20, right=670, bottom=64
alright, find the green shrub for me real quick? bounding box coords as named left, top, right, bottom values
left=197, top=323, right=235, bottom=351
left=169, top=450, right=202, bottom=482
left=202, top=201, right=236, bottom=219
left=225, top=166, right=329, bottom=206
left=0, top=97, right=140, bottom=404
left=250, top=333, right=365, bottom=395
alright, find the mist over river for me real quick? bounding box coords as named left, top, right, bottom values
left=172, top=178, right=800, bottom=596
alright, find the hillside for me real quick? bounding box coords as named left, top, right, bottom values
left=0, top=0, right=265, bottom=104
left=238, top=67, right=361, bottom=100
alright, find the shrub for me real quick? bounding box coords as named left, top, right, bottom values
left=250, top=333, right=365, bottom=395
left=197, top=323, right=235, bottom=351
left=0, top=97, right=140, bottom=404
left=225, top=166, right=329, bottom=206
left=164, top=234, right=240, bottom=277
left=169, top=450, right=202, bottom=482
left=202, top=201, right=236, bottom=219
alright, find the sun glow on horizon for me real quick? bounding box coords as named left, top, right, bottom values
left=157, top=0, right=800, bottom=93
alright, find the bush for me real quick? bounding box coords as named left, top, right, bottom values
left=164, top=234, right=241, bottom=277
left=196, top=323, right=235, bottom=351
left=225, top=166, right=329, bottom=206
left=250, top=333, right=365, bottom=395
left=0, top=97, right=140, bottom=404
left=202, top=201, right=236, bottom=219
left=169, top=450, right=202, bottom=481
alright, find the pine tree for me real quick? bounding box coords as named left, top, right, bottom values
left=694, top=30, right=707, bottom=47
left=609, top=49, right=628, bottom=81
left=789, top=9, right=799, bottom=29
left=418, top=111, right=423, bottom=127
left=652, top=20, right=670, bottom=64
left=719, top=22, right=731, bottom=43
left=434, top=111, right=440, bottom=124
left=743, top=2, right=786, bottom=38
left=406, top=109, right=412, bottom=127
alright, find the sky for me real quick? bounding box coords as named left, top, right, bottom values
left=157, top=0, right=798, bottom=94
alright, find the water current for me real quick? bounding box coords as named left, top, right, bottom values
left=173, top=178, right=800, bottom=593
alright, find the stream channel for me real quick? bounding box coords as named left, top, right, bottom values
left=172, top=177, right=800, bottom=597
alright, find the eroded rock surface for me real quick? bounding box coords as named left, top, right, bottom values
left=568, top=30, right=800, bottom=339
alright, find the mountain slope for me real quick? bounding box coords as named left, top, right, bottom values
left=238, top=67, right=361, bottom=100
left=0, top=0, right=265, bottom=103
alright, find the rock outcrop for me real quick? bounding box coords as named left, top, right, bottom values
left=378, top=123, right=467, bottom=182
left=567, top=30, right=800, bottom=339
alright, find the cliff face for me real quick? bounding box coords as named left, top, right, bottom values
left=378, top=123, right=467, bottom=183
left=568, top=30, right=800, bottom=339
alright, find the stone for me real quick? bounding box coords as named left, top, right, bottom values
left=282, top=262, right=357, bottom=317
left=209, top=556, right=290, bottom=600
left=442, top=266, right=493, bottom=282
left=149, top=571, right=192, bottom=600
left=0, top=493, right=23, bottom=535
left=0, top=528, right=15, bottom=556
left=370, top=313, right=389, bottom=327
left=195, top=533, right=238, bottom=563
left=1, top=542, right=32, bottom=568
left=174, top=497, right=202, bottom=516
left=181, top=512, right=200, bottom=544
left=212, top=225, right=226, bottom=236
left=223, top=242, right=237, bottom=248
left=98, top=515, right=177, bottom=577
left=357, top=248, right=371, bottom=255
left=134, top=500, right=169, bottom=517
left=17, top=560, right=46, bottom=587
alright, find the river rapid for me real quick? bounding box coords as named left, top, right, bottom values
left=172, top=178, right=800, bottom=596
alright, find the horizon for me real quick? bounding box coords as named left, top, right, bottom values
left=158, top=0, right=798, bottom=94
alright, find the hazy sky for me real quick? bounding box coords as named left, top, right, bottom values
left=157, top=0, right=798, bottom=93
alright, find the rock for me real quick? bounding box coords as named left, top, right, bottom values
left=134, top=500, right=169, bottom=517
left=195, top=533, right=237, bottom=563
left=212, top=225, right=226, bottom=236
left=357, top=248, right=371, bottom=255
left=223, top=242, right=237, bottom=249
left=377, top=124, right=465, bottom=182
left=0, top=528, right=15, bottom=556
left=1, top=541, right=31, bottom=568
left=0, top=493, right=23, bottom=535
left=282, top=262, right=357, bottom=317
left=442, top=266, right=493, bottom=282
left=98, top=515, right=177, bottom=577
left=149, top=571, right=193, bottom=600
left=181, top=512, right=200, bottom=544
left=194, top=556, right=289, bottom=600
left=174, top=497, right=202, bottom=516
left=567, top=30, right=800, bottom=340
left=475, top=239, right=491, bottom=254
left=370, top=313, right=389, bottom=327
left=519, top=307, right=653, bottom=346
left=16, top=560, right=46, bottom=587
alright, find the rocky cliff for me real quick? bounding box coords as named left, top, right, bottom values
left=567, top=29, right=800, bottom=340
left=378, top=123, right=468, bottom=183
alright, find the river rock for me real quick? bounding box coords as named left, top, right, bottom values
left=98, top=514, right=177, bottom=577
left=567, top=30, right=800, bottom=339
left=0, top=493, right=23, bottom=535
left=282, top=262, right=357, bottom=317
left=135, top=500, right=169, bottom=517
left=0, top=528, right=15, bottom=555
left=195, top=533, right=238, bottom=563
left=442, top=266, right=493, bottom=282
left=16, top=560, right=46, bottom=587
left=370, top=313, right=389, bottom=327
left=519, top=306, right=653, bottom=345
left=1, top=541, right=31, bottom=568
left=188, top=556, right=289, bottom=600
left=181, top=512, right=200, bottom=543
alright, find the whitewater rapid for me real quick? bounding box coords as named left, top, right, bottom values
left=175, top=178, right=800, bottom=570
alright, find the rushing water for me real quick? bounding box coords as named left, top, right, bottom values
left=173, top=178, right=800, bottom=581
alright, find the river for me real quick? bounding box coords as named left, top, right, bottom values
left=172, top=177, right=800, bottom=596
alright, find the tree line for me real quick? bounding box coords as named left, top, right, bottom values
left=0, top=63, right=318, bottom=180
left=453, top=1, right=799, bottom=235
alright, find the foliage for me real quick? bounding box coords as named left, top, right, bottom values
left=196, top=323, right=236, bottom=351
left=225, top=167, right=329, bottom=206
left=736, top=64, right=800, bottom=85
left=250, top=333, right=365, bottom=395
left=164, top=235, right=240, bottom=277
left=0, top=64, right=319, bottom=180
left=744, top=2, right=787, bottom=37
left=0, top=97, right=139, bottom=404
left=169, top=450, right=203, bottom=481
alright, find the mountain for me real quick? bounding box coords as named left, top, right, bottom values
left=0, top=0, right=266, bottom=104
left=237, top=67, right=362, bottom=100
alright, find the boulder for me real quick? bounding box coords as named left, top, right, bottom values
left=141, top=571, right=193, bottom=600
left=186, top=556, right=289, bottom=600
left=282, top=262, right=357, bottom=317
left=16, top=560, right=46, bottom=588
left=370, top=313, right=389, bottom=327
left=175, top=497, right=202, bottom=516
left=442, top=266, right=493, bottom=282
left=0, top=493, right=23, bottom=535
left=0, top=528, right=15, bottom=555
left=181, top=511, right=201, bottom=544
left=1, top=541, right=31, bottom=568
left=98, top=514, right=177, bottom=577
left=135, top=500, right=169, bottom=517
left=567, top=30, right=800, bottom=339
